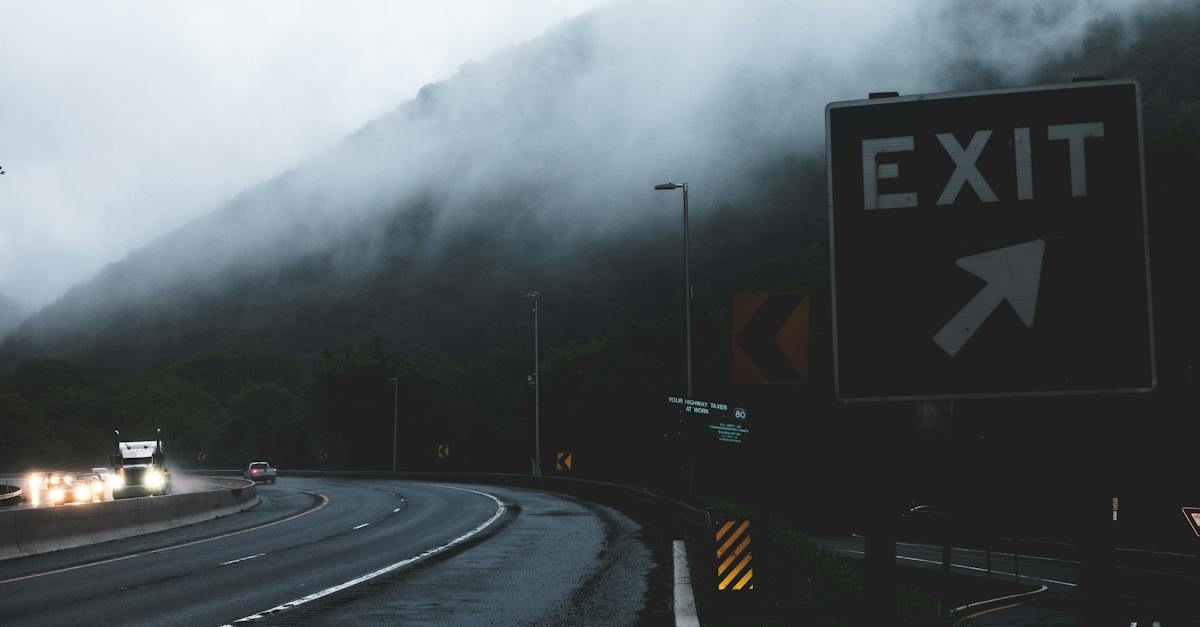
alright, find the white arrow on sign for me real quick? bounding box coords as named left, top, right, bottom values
left=933, top=239, right=1046, bottom=357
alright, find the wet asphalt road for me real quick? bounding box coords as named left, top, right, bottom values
left=0, top=478, right=666, bottom=626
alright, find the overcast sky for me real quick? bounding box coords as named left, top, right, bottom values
left=0, top=1, right=607, bottom=310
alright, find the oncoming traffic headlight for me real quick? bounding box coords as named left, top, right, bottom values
left=145, top=469, right=165, bottom=489
left=74, top=483, right=91, bottom=502
left=109, top=473, right=125, bottom=489
left=49, top=487, right=65, bottom=503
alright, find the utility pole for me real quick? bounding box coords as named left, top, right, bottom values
left=525, top=291, right=541, bottom=476
left=386, top=377, right=399, bottom=472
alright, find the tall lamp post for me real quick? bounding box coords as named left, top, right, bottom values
left=655, top=182, right=694, bottom=493
left=385, top=377, right=398, bottom=472
left=524, top=291, right=541, bottom=476
left=654, top=182, right=692, bottom=397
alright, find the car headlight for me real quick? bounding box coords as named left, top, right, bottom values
left=27, top=473, right=43, bottom=491
left=74, top=484, right=91, bottom=502
left=145, top=470, right=165, bottom=489
left=110, top=473, right=125, bottom=489
left=49, top=487, right=65, bottom=503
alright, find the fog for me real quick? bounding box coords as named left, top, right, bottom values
left=1, top=0, right=1146, bottom=332
left=0, top=1, right=606, bottom=311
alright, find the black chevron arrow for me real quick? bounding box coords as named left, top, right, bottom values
left=736, top=294, right=805, bottom=383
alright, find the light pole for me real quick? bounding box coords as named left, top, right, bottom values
left=655, top=182, right=695, bottom=494
left=654, top=182, right=692, bottom=397
left=385, top=377, right=398, bottom=472
left=524, top=291, right=541, bottom=476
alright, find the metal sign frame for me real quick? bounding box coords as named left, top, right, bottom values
left=826, top=79, right=1156, bottom=402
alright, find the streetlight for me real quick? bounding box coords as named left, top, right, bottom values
left=653, top=182, right=692, bottom=397
left=385, top=377, right=398, bottom=472
left=524, top=291, right=541, bottom=476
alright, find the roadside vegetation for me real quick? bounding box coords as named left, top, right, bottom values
left=687, top=498, right=968, bottom=627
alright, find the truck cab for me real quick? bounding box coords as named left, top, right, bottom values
left=110, top=431, right=171, bottom=499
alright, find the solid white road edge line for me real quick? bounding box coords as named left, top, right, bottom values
left=352, top=523, right=370, bottom=530
left=953, top=584, right=1048, bottom=614
left=220, top=553, right=266, bottom=566
left=673, top=540, right=700, bottom=627
left=227, top=484, right=505, bottom=624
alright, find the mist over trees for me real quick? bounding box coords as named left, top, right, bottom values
left=0, top=293, right=24, bottom=340
left=1, top=0, right=1196, bottom=532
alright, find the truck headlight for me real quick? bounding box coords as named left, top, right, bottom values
left=145, top=470, right=165, bottom=489
left=110, top=473, right=125, bottom=489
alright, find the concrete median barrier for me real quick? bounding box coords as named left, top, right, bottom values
left=0, top=477, right=258, bottom=562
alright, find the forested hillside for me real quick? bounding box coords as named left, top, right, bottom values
left=1, top=0, right=1196, bottom=509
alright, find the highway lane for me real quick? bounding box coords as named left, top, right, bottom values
left=0, top=477, right=664, bottom=626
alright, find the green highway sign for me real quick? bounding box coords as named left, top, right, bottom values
left=667, top=395, right=751, bottom=445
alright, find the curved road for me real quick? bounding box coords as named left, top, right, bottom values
left=0, top=478, right=666, bottom=626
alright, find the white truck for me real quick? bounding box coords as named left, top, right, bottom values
left=109, top=429, right=171, bottom=499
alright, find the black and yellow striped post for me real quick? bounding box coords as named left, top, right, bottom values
left=714, top=518, right=754, bottom=591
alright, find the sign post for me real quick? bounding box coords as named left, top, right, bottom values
left=827, top=79, right=1154, bottom=624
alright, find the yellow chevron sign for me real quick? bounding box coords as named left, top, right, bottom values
left=714, top=519, right=754, bottom=591
left=436, top=444, right=450, bottom=458
left=556, top=452, right=572, bottom=471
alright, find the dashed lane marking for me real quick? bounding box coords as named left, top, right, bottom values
left=228, top=484, right=505, bottom=624
left=0, top=492, right=330, bottom=585
left=220, top=553, right=266, bottom=566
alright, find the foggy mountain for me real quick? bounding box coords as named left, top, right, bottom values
left=1, top=0, right=1195, bottom=385
left=0, top=293, right=24, bottom=341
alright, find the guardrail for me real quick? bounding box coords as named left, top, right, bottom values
left=185, top=469, right=711, bottom=537
left=0, top=484, right=21, bottom=507
left=0, top=477, right=258, bottom=562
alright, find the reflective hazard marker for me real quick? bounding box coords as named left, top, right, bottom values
left=714, top=519, right=754, bottom=591
left=1184, top=507, right=1200, bottom=538
left=556, top=452, right=572, bottom=471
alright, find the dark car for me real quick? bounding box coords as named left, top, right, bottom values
left=243, top=462, right=277, bottom=484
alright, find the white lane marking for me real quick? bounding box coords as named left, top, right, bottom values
left=953, top=584, right=1048, bottom=614
left=220, top=553, right=266, bottom=566
left=229, top=484, right=505, bottom=624
left=352, top=523, right=370, bottom=530
left=673, top=540, right=700, bottom=627
left=0, top=492, right=330, bottom=585
left=393, top=508, right=400, bottom=513
left=830, top=548, right=1079, bottom=588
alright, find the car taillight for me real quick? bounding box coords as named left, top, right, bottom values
left=251, top=469, right=258, bottom=475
